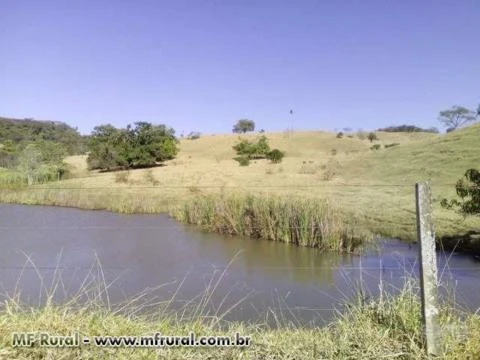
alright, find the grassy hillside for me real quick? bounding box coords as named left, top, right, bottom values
left=2, top=125, right=479, bottom=246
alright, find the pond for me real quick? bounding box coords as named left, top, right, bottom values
left=1, top=204, right=479, bottom=326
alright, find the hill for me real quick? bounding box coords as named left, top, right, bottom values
left=2, top=125, right=478, bottom=247
left=0, top=116, right=86, bottom=154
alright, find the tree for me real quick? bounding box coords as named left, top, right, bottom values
left=441, top=169, right=480, bottom=216
left=232, top=119, right=255, bottom=133
left=438, top=106, right=476, bottom=131
left=87, top=122, right=178, bottom=170
left=367, top=132, right=378, bottom=142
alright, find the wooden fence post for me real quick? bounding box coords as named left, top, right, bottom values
left=415, top=181, right=440, bottom=356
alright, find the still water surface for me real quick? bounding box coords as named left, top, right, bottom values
left=1, top=204, right=479, bottom=326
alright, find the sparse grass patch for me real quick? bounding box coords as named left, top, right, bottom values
left=143, top=169, right=159, bottom=185
left=114, top=171, right=130, bottom=184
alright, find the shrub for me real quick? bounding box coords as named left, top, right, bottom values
left=266, top=149, right=285, bottom=163
left=233, top=136, right=271, bottom=159
left=234, top=156, right=250, bottom=166
left=370, top=144, right=381, bottom=150
left=336, top=132, right=344, bottom=138
left=331, top=149, right=337, bottom=156
left=384, top=143, right=400, bottom=148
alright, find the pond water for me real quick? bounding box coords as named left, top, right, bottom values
left=1, top=204, right=479, bottom=326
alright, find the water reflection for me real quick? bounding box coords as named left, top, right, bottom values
left=0, top=204, right=479, bottom=326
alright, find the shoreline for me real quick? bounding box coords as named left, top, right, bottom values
left=1, top=188, right=479, bottom=256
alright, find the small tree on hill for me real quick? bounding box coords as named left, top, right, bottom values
left=438, top=106, right=476, bottom=131
left=441, top=169, right=480, bottom=216
left=367, top=132, right=378, bottom=142
left=233, top=119, right=255, bottom=133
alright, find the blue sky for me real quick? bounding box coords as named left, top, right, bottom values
left=1, top=0, right=479, bottom=135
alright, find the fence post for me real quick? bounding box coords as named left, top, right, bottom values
left=415, top=181, right=440, bottom=356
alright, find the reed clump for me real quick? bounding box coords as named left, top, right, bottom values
left=171, top=194, right=369, bottom=252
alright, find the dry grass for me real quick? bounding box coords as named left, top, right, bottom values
left=1, top=125, right=479, bottom=246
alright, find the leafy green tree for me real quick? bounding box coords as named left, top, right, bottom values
left=87, top=122, right=178, bottom=170
left=232, top=119, right=255, bottom=133
left=438, top=106, right=476, bottom=131
left=441, top=169, right=480, bottom=216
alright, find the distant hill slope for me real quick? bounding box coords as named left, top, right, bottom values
left=343, top=123, right=480, bottom=186
left=0, top=116, right=86, bottom=154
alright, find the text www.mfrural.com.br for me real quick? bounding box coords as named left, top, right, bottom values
left=12, top=332, right=251, bottom=348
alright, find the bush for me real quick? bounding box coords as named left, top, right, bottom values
left=234, top=156, right=250, bottom=166
left=370, top=144, right=381, bottom=150
left=266, top=149, right=285, bottom=163
left=336, top=132, right=344, bottom=139
left=233, top=136, right=270, bottom=159
left=384, top=143, right=400, bottom=148
left=331, top=149, right=337, bottom=156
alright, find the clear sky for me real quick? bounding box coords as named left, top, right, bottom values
left=1, top=0, right=479, bottom=135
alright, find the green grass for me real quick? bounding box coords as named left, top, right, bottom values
left=170, top=194, right=370, bottom=252
left=1, top=276, right=479, bottom=359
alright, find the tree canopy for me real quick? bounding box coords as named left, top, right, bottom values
left=232, top=119, right=255, bottom=133
left=0, top=116, right=86, bottom=154
left=87, top=122, right=178, bottom=171
left=438, top=106, right=477, bottom=131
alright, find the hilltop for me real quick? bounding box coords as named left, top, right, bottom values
left=0, top=116, right=86, bottom=154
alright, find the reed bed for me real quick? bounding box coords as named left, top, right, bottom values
left=171, top=194, right=370, bottom=252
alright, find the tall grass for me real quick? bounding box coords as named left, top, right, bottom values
left=1, top=261, right=479, bottom=359
left=0, top=187, right=172, bottom=213
left=171, top=194, right=370, bottom=252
